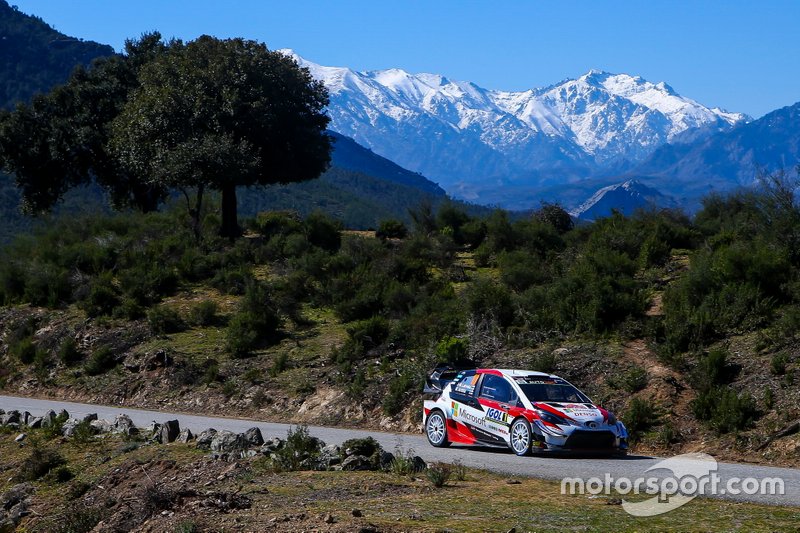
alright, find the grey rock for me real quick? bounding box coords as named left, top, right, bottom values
left=90, top=419, right=113, bottom=434
left=27, top=417, right=43, bottom=430
left=14, top=434, right=26, bottom=443
left=57, top=409, right=69, bottom=420
left=260, top=437, right=284, bottom=454
left=113, top=414, right=138, bottom=436
left=195, top=429, right=218, bottom=450
left=81, top=413, right=98, bottom=423
left=176, top=428, right=194, bottom=443
left=158, top=420, right=180, bottom=443
left=1, top=410, right=20, bottom=426
left=41, top=410, right=56, bottom=428
left=0, top=483, right=35, bottom=531
left=243, top=427, right=264, bottom=447
left=210, top=431, right=247, bottom=454
left=61, top=418, right=81, bottom=437
left=21, top=412, right=31, bottom=426
left=341, top=454, right=371, bottom=471
left=319, top=444, right=342, bottom=468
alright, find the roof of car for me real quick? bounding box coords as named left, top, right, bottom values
left=477, top=368, right=558, bottom=379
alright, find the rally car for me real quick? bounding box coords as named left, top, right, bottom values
left=422, top=366, right=628, bottom=456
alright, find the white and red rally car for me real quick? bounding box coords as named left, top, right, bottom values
left=422, top=366, right=628, bottom=456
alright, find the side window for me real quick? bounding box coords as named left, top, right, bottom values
left=479, top=374, right=513, bottom=403
left=453, top=374, right=480, bottom=396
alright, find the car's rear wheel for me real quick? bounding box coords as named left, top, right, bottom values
left=426, top=410, right=450, bottom=447
left=510, top=418, right=532, bottom=456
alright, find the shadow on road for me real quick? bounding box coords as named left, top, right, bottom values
left=450, top=444, right=652, bottom=460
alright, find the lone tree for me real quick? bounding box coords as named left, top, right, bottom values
left=0, top=33, right=331, bottom=239
left=110, top=35, right=331, bottom=238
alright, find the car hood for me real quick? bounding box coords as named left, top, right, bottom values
left=535, top=402, right=606, bottom=424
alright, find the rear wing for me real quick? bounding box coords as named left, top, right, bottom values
left=423, top=361, right=476, bottom=394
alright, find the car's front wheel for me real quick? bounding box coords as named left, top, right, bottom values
left=510, top=418, right=532, bottom=456
left=425, top=410, right=451, bottom=448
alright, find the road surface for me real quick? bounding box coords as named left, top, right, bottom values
left=1, top=394, right=797, bottom=507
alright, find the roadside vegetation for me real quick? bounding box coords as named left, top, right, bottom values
left=0, top=171, right=799, bottom=464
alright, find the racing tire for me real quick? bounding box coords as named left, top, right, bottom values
left=425, top=410, right=451, bottom=448
left=510, top=417, right=533, bottom=456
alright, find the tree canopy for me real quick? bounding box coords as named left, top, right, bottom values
left=111, top=35, right=331, bottom=238
left=0, top=33, right=332, bottom=238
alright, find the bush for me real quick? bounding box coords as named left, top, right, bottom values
left=188, top=300, right=218, bottom=326
left=529, top=353, right=557, bottom=374
left=466, top=277, right=514, bottom=328
left=9, top=336, right=37, bottom=364
left=623, top=398, right=660, bottom=443
left=15, top=446, right=66, bottom=482
left=383, top=368, right=419, bottom=416
left=269, top=352, right=289, bottom=377
left=79, top=272, right=120, bottom=317
left=426, top=462, right=452, bottom=488
left=226, top=282, right=281, bottom=357
left=147, top=305, right=185, bottom=334
left=435, top=336, right=468, bottom=363
left=305, top=211, right=342, bottom=251
left=770, top=353, right=788, bottom=376
left=376, top=219, right=408, bottom=240
left=621, top=366, right=649, bottom=393
left=84, top=345, right=117, bottom=376
left=692, top=386, right=757, bottom=434
left=268, top=425, right=323, bottom=472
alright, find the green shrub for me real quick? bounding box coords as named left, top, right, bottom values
left=376, top=219, right=408, bottom=240
left=79, top=272, right=120, bottom=317
left=466, top=277, right=514, bottom=328
left=623, top=398, right=660, bottom=443
left=426, top=462, right=452, bottom=488
left=226, top=282, right=281, bottom=358
left=692, top=386, right=757, bottom=434
left=693, top=348, right=730, bottom=391
left=147, top=305, right=185, bottom=334
left=529, top=353, right=557, bottom=374
left=268, top=425, right=323, bottom=472
left=22, top=264, right=71, bottom=308
left=305, top=211, right=342, bottom=251
left=189, top=300, right=218, bottom=326
left=770, top=353, right=788, bottom=376
left=435, top=336, right=468, bottom=363
left=10, top=336, right=37, bottom=364
left=84, top=345, right=117, bottom=376
left=383, top=368, right=419, bottom=416
left=14, top=446, right=66, bottom=482
left=622, top=366, right=649, bottom=394
left=269, top=352, right=289, bottom=377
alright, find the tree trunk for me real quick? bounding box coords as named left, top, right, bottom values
left=220, top=184, right=241, bottom=239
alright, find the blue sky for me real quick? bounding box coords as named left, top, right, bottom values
left=13, top=0, right=799, bottom=118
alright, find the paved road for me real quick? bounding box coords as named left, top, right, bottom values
left=1, top=394, right=798, bottom=508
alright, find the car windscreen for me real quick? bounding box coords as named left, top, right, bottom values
left=517, top=383, right=590, bottom=404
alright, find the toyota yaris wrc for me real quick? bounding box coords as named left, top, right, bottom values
left=423, top=366, right=628, bottom=456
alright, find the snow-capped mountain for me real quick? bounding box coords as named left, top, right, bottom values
left=570, top=179, right=677, bottom=221
left=281, top=50, right=749, bottom=207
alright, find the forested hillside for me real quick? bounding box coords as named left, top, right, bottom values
left=1, top=178, right=798, bottom=465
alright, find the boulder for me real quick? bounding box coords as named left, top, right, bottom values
left=195, top=429, right=218, bottom=450
left=341, top=454, right=372, bottom=471
left=319, top=444, right=342, bottom=468
left=90, top=419, right=114, bottom=434
left=378, top=450, right=396, bottom=470
left=176, top=428, right=194, bottom=443
left=57, top=409, right=69, bottom=420
left=1, top=410, right=20, bottom=426
left=113, top=414, right=138, bottom=436
left=260, top=437, right=284, bottom=455
left=21, top=412, right=31, bottom=426
left=81, top=413, right=98, bottom=423
left=243, top=427, right=264, bottom=447
left=0, top=483, right=35, bottom=532
left=158, top=420, right=181, bottom=443
left=14, top=434, right=26, bottom=443
left=210, top=431, right=248, bottom=454
left=27, top=417, right=43, bottom=430
left=61, top=418, right=83, bottom=437
left=40, top=410, right=56, bottom=428
left=410, top=456, right=427, bottom=473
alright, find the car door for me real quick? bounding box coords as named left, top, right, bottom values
left=476, top=373, right=516, bottom=443
left=448, top=373, right=493, bottom=442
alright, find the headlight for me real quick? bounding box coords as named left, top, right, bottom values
left=537, top=410, right=567, bottom=426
